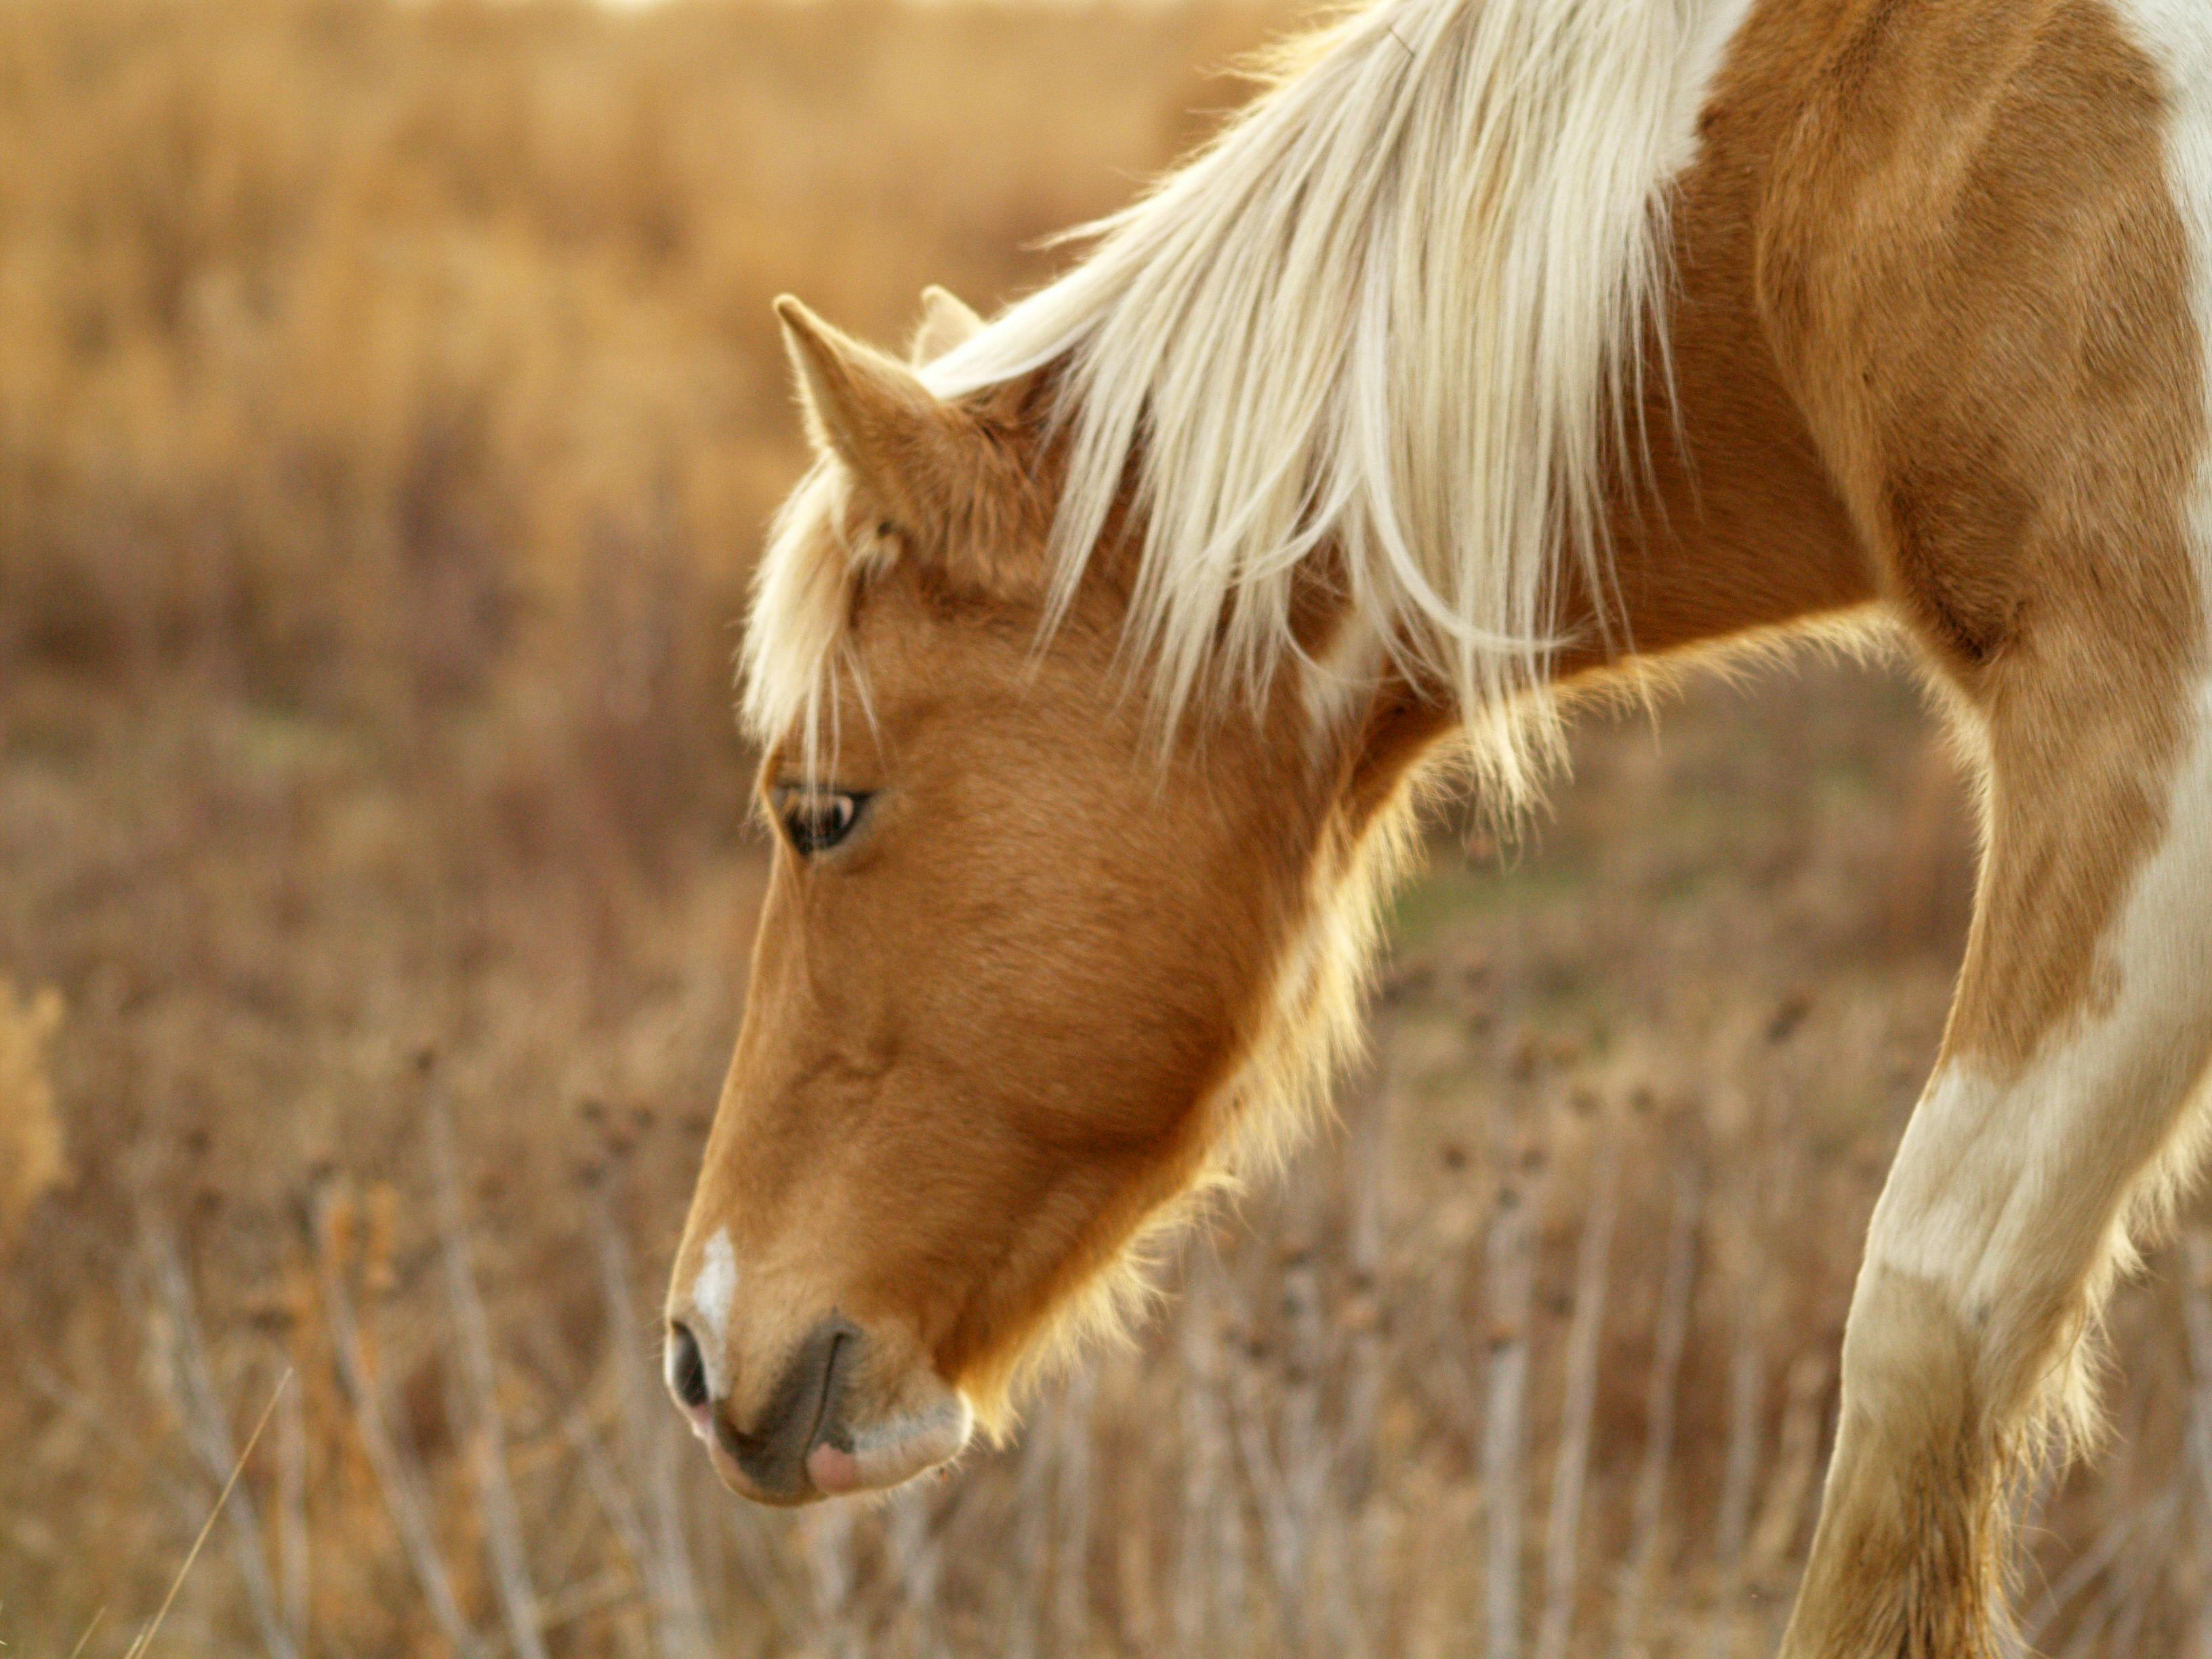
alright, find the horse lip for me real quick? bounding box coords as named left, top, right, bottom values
left=804, top=1326, right=852, bottom=1471
left=811, top=1389, right=976, bottom=1496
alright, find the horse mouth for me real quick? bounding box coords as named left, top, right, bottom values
left=805, top=1390, right=976, bottom=1498
left=800, top=1327, right=848, bottom=1476
left=698, top=1316, right=971, bottom=1505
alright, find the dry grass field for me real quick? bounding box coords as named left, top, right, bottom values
left=5, top=1, right=2212, bottom=1655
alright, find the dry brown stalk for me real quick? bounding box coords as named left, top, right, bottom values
left=1176, top=1263, right=1240, bottom=1655
left=428, top=1073, right=551, bottom=1659
left=1340, top=1048, right=1397, bottom=1656
left=588, top=1189, right=718, bottom=1659
left=1231, top=1303, right=1309, bottom=1656
left=1481, top=1164, right=1539, bottom=1659
left=1611, top=1158, right=1704, bottom=1659
left=1746, top=1355, right=1830, bottom=1580
left=1534, top=1111, right=1624, bottom=1659
left=2181, top=1231, right=2212, bottom=1659
left=1054, top=1363, right=1100, bottom=1655
left=882, top=1486, right=944, bottom=1658
left=2046, top=1486, right=2179, bottom=1659
left=64, top=1605, right=107, bottom=1659
left=1343, top=1048, right=1395, bottom=1498
left=275, top=1369, right=308, bottom=1650
left=1174, top=1397, right=1212, bottom=1653
left=2022, top=1463, right=2153, bottom=1643
left=1702, top=1179, right=1771, bottom=1659
left=142, top=1224, right=301, bottom=1659
left=1005, top=1385, right=1056, bottom=1659
left=122, top=1370, right=291, bottom=1659
left=0, top=980, right=67, bottom=1253
left=524, top=1569, right=646, bottom=1646
left=560, top=1405, right=655, bottom=1602
left=800, top=1498, right=859, bottom=1659
left=314, top=1185, right=486, bottom=1659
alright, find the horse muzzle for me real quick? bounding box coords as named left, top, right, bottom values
left=664, top=1311, right=972, bottom=1504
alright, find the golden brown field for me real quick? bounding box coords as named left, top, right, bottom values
left=3, top=1, right=2210, bottom=1655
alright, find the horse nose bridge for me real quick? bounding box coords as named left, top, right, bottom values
left=672, top=1222, right=839, bottom=1358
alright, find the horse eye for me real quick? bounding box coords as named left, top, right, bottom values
left=775, top=789, right=866, bottom=855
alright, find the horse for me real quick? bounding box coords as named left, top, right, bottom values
left=662, top=0, right=2212, bottom=1650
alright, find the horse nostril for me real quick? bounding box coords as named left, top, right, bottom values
left=668, top=1321, right=710, bottom=1412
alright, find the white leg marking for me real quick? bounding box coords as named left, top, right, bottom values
left=1872, top=678, right=2212, bottom=1324
left=1877, top=1, right=2212, bottom=1324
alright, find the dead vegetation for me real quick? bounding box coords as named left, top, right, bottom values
left=1, top=1, right=2210, bottom=1654
left=0, top=978, right=68, bottom=1250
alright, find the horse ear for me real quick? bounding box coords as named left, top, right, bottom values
left=909, top=285, right=984, bottom=365
left=775, top=295, right=965, bottom=531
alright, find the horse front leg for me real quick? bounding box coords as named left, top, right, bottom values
left=1779, top=665, right=2212, bottom=1658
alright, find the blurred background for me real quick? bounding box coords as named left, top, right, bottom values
left=0, top=1, right=2206, bottom=1654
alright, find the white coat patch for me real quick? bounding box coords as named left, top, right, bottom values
left=691, top=1229, right=739, bottom=1367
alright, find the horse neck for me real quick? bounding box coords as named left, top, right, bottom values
left=1552, top=37, right=1875, bottom=682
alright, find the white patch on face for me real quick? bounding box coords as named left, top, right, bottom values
left=689, top=1228, right=739, bottom=1389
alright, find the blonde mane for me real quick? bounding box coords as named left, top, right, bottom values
left=747, top=0, right=1747, bottom=795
